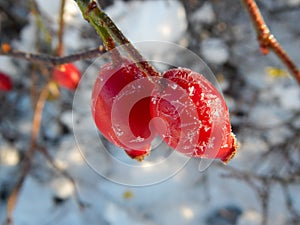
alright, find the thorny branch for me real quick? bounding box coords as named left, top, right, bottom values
left=242, top=0, right=300, bottom=85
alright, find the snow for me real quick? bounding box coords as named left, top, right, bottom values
left=1, top=0, right=300, bottom=225
left=201, top=38, right=230, bottom=65
left=106, top=0, right=187, bottom=43
left=191, top=2, right=216, bottom=25
left=0, top=145, right=20, bottom=166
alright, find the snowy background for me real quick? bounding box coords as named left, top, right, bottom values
left=0, top=0, right=300, bottom=225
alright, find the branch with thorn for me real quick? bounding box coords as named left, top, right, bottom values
left=242, top=0, right=300, bottom=85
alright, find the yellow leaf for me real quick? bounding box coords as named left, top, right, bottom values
left=47, top=81, right=60, bottom=101
left=122, top=190, right=134, bottom=199
left=265, top=67, right=288, bottom=78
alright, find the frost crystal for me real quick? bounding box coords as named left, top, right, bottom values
left=207, top=137, right=215, bottom=149
left=170, top=83, right=178, bottom=90
left=188, top=86, right=195, bottom=96
left=130, top=136, right=145, bottom=143
left=113, top=125, right=124, bottom=137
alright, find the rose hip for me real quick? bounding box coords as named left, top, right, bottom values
left=52, top=63, right=81, bottom=90
left=150, top=68, right=237, bottom=163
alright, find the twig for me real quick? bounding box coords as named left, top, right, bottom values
left=57, top=0, right=66, bottom=56
left=217, top=162, right=300, bottom=185
left=6, top=84, right=49, bottom=225
left=0, top=46, right=105, bottom=66
left=30, top=0, right=52, bottom=46
left=242, top=0, right=300, bottom=85
left=281, top=184, right=300, bottom=224
left=36, top=145, right=87, bottom=209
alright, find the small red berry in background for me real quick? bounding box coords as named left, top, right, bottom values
left=91, top=58, right=157, bottom=161
left=0, top=71, right=13, bottom=92
left=1, top=43, right=11, bottom=53
left=150, top=68, right=237, bottom=163
left=52, top=63, right=81, bottom=90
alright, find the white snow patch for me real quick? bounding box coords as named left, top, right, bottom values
left=249, top=105, right=286, bottom=128
left=60, top=110, right=75, bottom=130
left=106, top=0, right=186, bottom=43
left=0, top=145, right=19, bottom=166
left=265, top=126, right=293, bottom=145
left=273, top=84, right=300, bottom=111
left=201, top=38, right=229, bottom=65
left=50, top=177, right=74, bottom=199
left=191, top=2, right=215, bottom=24
left=13, top=177, right=53, bottom=225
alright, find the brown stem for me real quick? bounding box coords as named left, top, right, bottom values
left=57, top=0, right=66, bottom=56
left=98, top=8, right=160, bottom=77
left=85, top=1, right=122, bottom=65
left=0, top=46, right=106, bottom=66
left=6, top=85, right=49, bottom=225
left=75, top=0, right=160, bottom=78
left=242, top=0, right=300, bottom=85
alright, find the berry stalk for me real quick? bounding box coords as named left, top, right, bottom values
left=74, top=0, right=160, bottom=78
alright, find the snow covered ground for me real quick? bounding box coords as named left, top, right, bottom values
left=0, top=0, right=300, bottom=225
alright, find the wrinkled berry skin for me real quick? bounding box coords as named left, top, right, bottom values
left=52, top=63, right=81, bottom=90
left=150, top=68, right=236, bottom=162
left=0, top=72, right=12, bottom=92
left=91, top=59, right=156, bottom=161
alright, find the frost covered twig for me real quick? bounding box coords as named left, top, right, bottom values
left=242, top=0, right=300, bottom=85
left=0, top=45, right=105, bottom=66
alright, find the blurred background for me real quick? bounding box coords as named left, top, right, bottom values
left=0, top=0, right=300, bottom=225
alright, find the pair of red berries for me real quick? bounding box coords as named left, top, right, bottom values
left=91, top=58, right=237, bottom=163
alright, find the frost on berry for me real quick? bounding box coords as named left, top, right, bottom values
left=150, top=68, right=237, bottom=162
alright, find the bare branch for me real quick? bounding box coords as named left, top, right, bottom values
left=0, top=45, right=106, bottom=66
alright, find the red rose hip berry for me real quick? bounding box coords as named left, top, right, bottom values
left=52, top=63, right=81, bottom=90
left=0, top=72, right=12, bottom=92
left=150, top=68, right=237, bottom=163
left=91, top=58, right=156, bottom=161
